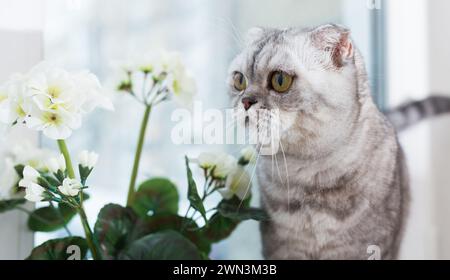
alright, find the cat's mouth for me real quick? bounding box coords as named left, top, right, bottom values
left=244, top=115, right=250, bottom=127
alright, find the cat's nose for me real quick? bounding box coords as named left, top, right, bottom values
left=242, top=97, right=258, bottom=111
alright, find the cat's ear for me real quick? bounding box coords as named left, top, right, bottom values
left=245, top=27, right=265, bottom=46
left=310, top=24, right=354, bottom=67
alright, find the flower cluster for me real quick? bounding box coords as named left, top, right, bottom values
left=18, top=150, right=98, bottom=203
left=0, top=140, right=54, bottom=200
left=117, top=50, right=196, bottom=107
left=0, top=62, right=113, bottom=140
left=195, top=146, right=257, bottom=201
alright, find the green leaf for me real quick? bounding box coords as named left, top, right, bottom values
left=201, top=213, right=238, bottom=243
left=78, top=165, right=92, bottom=185
left=130, top=178, right=179, bottom=217
left=26, top=237, right=88, bottom=260
left=184, top=156, right=207, bottom=223
left=93, top=204, right=138, bottom=259
left=40, top=173, right=61, bottom=188
left=14, top=164, right=24, bottom=178
left=27, top=203, right=77, bottom=232
left=0, top=199, right=26, bottom=213
left=94, top=205, right=212, bottom=259
left=201, top=197, right=261, bottom=243
left=218, top=202, right=268, bottom=221
left=131, top=214, right=211, bottom=254
left=120, top=230, right=201, bottom=260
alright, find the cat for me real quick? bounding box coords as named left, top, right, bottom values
left=227, top=24, right=450, bottom=260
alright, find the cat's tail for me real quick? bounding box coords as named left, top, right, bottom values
left=384, top=95, right=450, bottom=132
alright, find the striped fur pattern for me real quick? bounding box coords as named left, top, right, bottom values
left=384, top=96, right=450, bottom=132
left=228, top=24, right=410, bottom=259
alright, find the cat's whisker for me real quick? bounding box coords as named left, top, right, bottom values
left=279, top=141, right=290, bottom=214
left=237, top=144, right=263, bottom=210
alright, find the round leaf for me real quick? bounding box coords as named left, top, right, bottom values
left=120, top=230, right=201, bottom=260
left=130, top=178, right=179, bottom=217
left=131, top=214, right=211, bottom=254
left=27, top=204, right=77, bottom=232
left=202, top=213, right=238, bottom=243
left=26, top=237, right=88, bottom=260
left=93, top=204, right=138, bottom=259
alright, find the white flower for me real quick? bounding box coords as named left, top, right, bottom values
left=197, top=152, right=218, bottom=169
left=18, top=166, right=46, bottom=203
left=24, top=183, right=46, bottom=202
left=0, top=158, right=20, bottom=200
left=0, top=141, right=53, bottom=199
left=46, top=154, right=66, bottom=173
left=196, top=151, right=237, bottom=179
left=158, top=51, right=196, bottom=107
left=0, top=61, right=113, bottom=140
left=26, top=107, right=81, bottom=139
left=117, top=49, right=196, bottom=107
left=78, top=150, right=99, bottom=169
left=240, top=146, right=257, bottom=164
left=0, top=84, right=9, bottom=122
left=72, top=71, right=114, bottom=112
left=18, top=166, right=40, bottom=188
left=58, top=178, right=82, bottom=197
left=218, top=166, right=252, bottom=201
left=10, top=141, right=53, bottom=171
left=0, top=75, right=29, bottom=125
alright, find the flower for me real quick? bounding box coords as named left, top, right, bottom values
left=197, top=152, right=218, bottom=169
left=196, top=151, right=237, bottom=179
left=116, top=49, right=196, bottom=107
left=18, top=166, right=46, bottom=202
left=46, top=154, right=66, bottom=173
left=0, top=140, right=53, bottom=200
left=11, top=141, right=54, bottom=171
left=0, top=74, right=29, bottom=125
left=18, top=166, right=40, bottom=188
left=218, top=166, right=252, bottom=201
left=240, top=146, right=257, bottom=164
left=58, top=178, right=82, bottom=196
left=0, top=61, right=113, bottom=140
left=24, top=182, right=46, bottom=202
left=78, top=150, right=99, bottom=169
left=0, top=158, right=20, bottom=199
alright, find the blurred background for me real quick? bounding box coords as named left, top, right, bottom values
left=1, top=0, right=450, bottom=259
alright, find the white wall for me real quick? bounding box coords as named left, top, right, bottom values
left=427, top=0, right=450, bottom=260
left=387, top=0, right=450, bottom=260
left=0, top=0, right=43, bottom=260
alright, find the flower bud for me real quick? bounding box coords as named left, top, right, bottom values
left=78, top=150, right=99, bottom=169
left=24, top=182, right=46, bottom=202
left=218, top=166, right=252, bottom=201
left=19, top=166, right=40, bottom=188
left=46, top=154, right=66, bottom=173
left=239, top=146, right=257, bottom=165
left=58, top=178, right=82, bottom=197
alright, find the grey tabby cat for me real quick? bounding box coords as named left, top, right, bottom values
left=227, top=24, right=450, bottom=260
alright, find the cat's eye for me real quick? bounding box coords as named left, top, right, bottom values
left=270, top=71, right=294, bottom=93
left=233, top=72, right=248, bottom=91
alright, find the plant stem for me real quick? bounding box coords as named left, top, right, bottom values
left=49, top=201, right=72, bottom=236
left=57, top=139, right=101, bottom=260
left=126, top=105, right=152, bottom=206
left=57, top=140, right=76, bottom=179
left=77, top=206, right=102, bottom=260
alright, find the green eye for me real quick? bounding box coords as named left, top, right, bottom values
left=270, top=71, right=293, bottom=93
left=233, top=72, right=247, bottom=91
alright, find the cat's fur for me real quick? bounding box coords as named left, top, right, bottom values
left=228, top=24, right=411, bottom=260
